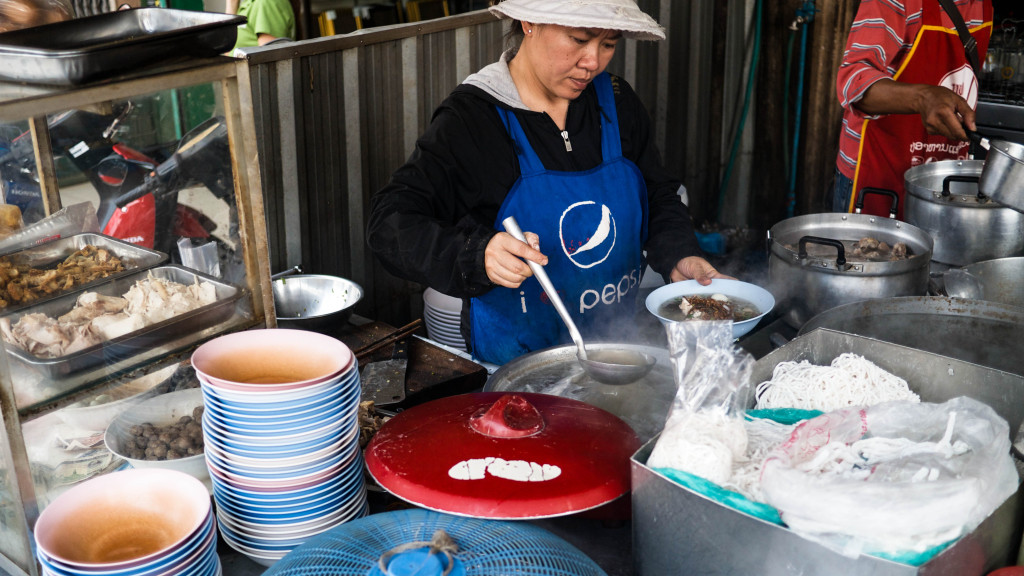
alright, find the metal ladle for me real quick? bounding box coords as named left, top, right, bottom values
left=502, top=216, right=656, bottom=385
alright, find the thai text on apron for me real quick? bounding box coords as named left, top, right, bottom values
left=849, top=0, right=991, bottom=219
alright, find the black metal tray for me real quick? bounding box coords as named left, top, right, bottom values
left=0, top=232, right=167, bottom=315
left=0, top=264, right=243, bottom=377
left=0, top=8, right=245, bottom=86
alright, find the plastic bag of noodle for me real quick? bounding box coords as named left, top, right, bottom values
left=759, top=396, right=1020, bottom=565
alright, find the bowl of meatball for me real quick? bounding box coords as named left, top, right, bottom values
left=104, top=388, right=209, bottom=490
left=645, top=278, right=776, bottom=339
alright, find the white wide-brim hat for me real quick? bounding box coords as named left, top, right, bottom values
left=489, top=0, right=666, bottom=41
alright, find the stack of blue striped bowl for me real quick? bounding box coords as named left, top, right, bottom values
left=191, top=329, right=368, bottom=567
left=34, top=469, right=219, bottom=576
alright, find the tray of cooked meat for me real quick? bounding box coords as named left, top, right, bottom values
left=0, top=264, right=243, bottom=378
left=0, top=233, right=167, bottom=315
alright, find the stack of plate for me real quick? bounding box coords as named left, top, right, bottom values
left=34, top=469, right=220, bottom=576
left=423, top=288, right=466, bottom=350
left=191, top=329, right=369, bottom=567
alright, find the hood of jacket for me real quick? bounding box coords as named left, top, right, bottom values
left=460, top=50, right=529, bottom=111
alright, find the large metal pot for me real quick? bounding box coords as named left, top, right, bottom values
left=943, top=256, right=1024, bottom=308
left=799, top=296, right=1024, bottom=377
left=768, top=212, right=933, bottom=329
left=904, top=160, right=1024, bottom=266
left=485, top=342, right=675, bottom=443
left=971, top=131, right=1024, bottom=213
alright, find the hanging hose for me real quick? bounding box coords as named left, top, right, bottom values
left=786, top=1, right=817, bottom=219
left=718, top=0, right=763, bottom=221
left=783, top=28, right=796, bottom=183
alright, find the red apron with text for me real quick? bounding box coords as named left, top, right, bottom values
left=850, top=1, right=991, bottom=220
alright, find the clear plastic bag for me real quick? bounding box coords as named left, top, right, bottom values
left=0, top=0, right=73, bottom=32
left=177, top=237, right=221, bottom=278
left=760, top=396, right=1020, bottom=563
left=647, top=320, right=754, bottom=484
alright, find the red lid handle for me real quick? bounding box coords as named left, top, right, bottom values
left=469, top=394, right=545, bottom=438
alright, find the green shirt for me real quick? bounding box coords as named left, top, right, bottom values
left=233, top=0, right=295, bottom=52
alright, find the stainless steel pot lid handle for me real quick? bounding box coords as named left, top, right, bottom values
left=967, top=129, right=991, bottom=151
left=854, top=187, right=899, bottom=218
left=798, top=235, right=847, bottom=268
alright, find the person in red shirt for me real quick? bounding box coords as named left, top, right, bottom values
left=833, top=0, right=992, bottom=219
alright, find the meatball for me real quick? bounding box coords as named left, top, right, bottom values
left=123, top=408, right=206, bottom=461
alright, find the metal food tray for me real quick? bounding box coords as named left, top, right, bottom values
left=632, top=328, right=1024, bottom=576
left=0, top=232, right=166, bottom=315
left=0, top=8, right=245, bottom=86
left=1, top=265, right=243, bottom=378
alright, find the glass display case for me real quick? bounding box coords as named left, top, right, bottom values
left=0, top=56, right=274, bottom=576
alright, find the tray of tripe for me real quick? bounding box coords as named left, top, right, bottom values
left=0, top=265, right=242, bottom=378
left=0, top=233, right=167, bottom=315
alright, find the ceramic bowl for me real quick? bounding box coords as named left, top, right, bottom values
left=39, top=515, right=216, bottom=576
left=104, top=389, right=209, bottom=486
left=207, top=468, right=348, bottom=503
left=644, top=278, right=776, bottom=339
left=201, top=424, right=351, bottom=460
left=203, top=441, right=353, bottom=480
left=201, top=411, right=353, bottom=446
left=191, top=329, right=353, bottom=392
left=197, top=371, right=355, bottom=405
left=204, top=432, right=353, bottom=469
left=205, top=447, right=357, bottom=491
left=214, top=489, right=366, bottom=534
left=200, top=384, right=354, bottom=420
left=34, top=469, right=210, bottom=570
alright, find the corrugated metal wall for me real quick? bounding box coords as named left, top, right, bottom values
left=240, top=6, right=728, bottom=328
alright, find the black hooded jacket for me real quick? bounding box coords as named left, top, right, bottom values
left=366, top=70, right=703, bottom=323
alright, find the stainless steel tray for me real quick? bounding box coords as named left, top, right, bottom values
left=0, top=8, right=245, bottom=86
left=1, top=265, right=242, bottom=378
left=0, top=232, right=167, bottom=315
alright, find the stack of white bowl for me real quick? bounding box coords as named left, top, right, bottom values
left=191, top=329, right=368, bottom=567
left=423, top=288, right=466, bottom=350
left=34, top=468, right=219, bottom=576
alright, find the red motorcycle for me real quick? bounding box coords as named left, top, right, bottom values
left=0, top=104, right=233, bottom=258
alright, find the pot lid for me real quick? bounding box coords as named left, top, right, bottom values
left=484, top=342, right=676, bottom=444
left=365, top=392, right=639, bottom=519
left=768, top=212, right=934, bottom=264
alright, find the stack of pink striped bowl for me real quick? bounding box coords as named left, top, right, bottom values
left=191, top=329, right=368, bottom=567
left=34, top=469, right=219, bottom=576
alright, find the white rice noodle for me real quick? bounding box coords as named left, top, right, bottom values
left=754, top=353, right=919, bottom=412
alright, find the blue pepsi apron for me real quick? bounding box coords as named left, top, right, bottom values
left=470, top=72, right=649, bottom=365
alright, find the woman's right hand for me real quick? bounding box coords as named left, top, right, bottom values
left=485, top=231, right=548, bottom=288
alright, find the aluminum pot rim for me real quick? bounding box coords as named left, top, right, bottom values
left=904, top=160, right=1007, bottom=208
left=768, top=212, right=933, bottom=273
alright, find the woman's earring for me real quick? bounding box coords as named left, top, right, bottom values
left=527, top=28, right=532, bottom=34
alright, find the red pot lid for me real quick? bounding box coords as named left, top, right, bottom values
left=365, top=392, right=640, bottom=519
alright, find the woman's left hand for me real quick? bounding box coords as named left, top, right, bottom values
left=669, top=256, right=733, bottom=285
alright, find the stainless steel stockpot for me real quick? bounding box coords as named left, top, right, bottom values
left=969, top=131, right=1024, bottom=214
left=904, top=160, right=1024, bottom=266
left=768, top=212, right=933, bottom=329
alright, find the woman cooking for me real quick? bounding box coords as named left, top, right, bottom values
left=366, top=0, right=727, bottom=365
